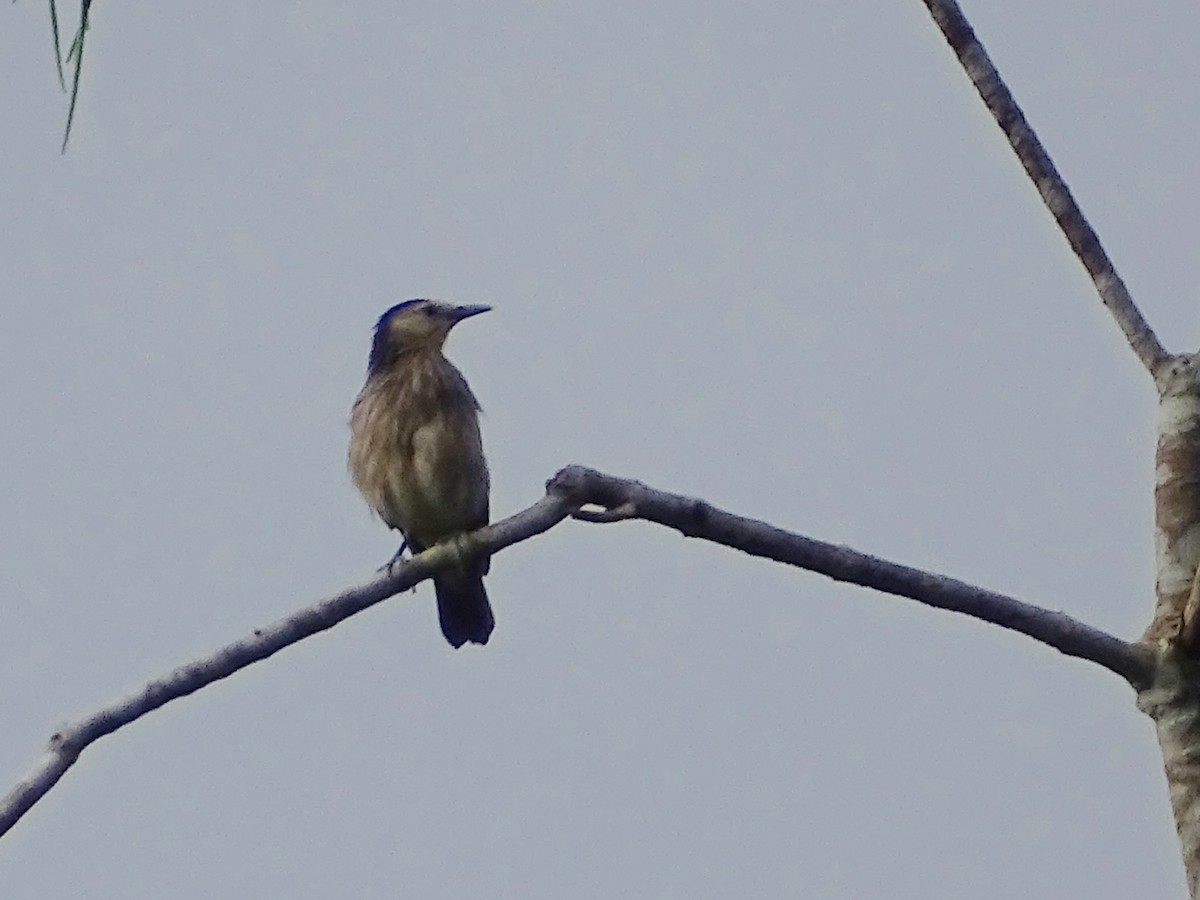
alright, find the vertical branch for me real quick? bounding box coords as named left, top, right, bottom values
left=920, top=0, right=1168, bottom=374
left=915, top=2, right=1195, bottom=887
left=1142, top=358, right=1200, bottom=898
left=1139, top=651, right=1200, bottom=899
left=1147, top=357, right=1200, bottom=644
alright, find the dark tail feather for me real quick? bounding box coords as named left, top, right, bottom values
left=435, top=570, right=494, bottom=648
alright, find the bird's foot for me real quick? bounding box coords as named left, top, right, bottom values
left=377, top=540, right=409, bottom=575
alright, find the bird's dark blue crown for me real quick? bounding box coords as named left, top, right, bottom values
left=368, top=299, right=429, bottom=374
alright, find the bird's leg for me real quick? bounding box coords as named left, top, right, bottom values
left=378, top=539, right=409, bottom=575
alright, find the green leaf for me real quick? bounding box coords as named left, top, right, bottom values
left=49, top=0, right=66, bottom=91
left=60, top=0, right=91, bottom=153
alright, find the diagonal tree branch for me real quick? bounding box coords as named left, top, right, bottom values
left=0, top=492, right=575, bottom=840
left=0, top=466, right=1155, bottom=840
left=556, top=467, right=1155, bottom=686
left=920, top=0, right=1169, bottom=375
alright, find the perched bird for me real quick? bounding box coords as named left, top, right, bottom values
left=348, top=299, right=494, bottom=648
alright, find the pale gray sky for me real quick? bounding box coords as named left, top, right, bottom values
left=1, top=1, right=1196, bottom=896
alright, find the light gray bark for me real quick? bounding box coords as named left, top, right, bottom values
left=1140, top=651, right=1200, bottom=899
left=922, top=0, right=1200, bottom=891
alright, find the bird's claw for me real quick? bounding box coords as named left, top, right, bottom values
left=377, top=540, right=409, bottom=575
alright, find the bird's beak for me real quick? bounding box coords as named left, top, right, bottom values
left=448, top=304, right=492, bottom=323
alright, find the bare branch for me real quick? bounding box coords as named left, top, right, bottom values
left=1137, top=649, right=1200, bottom=898
left=0, top=466, right=1154, bottom=838
left=1146, top=357, right=1200, bottom=644
left=549, top=466, right=1156, bottom=687
left=0, top=492, right=576, bottom=839
left=920, top=0, right=1169, bottom=374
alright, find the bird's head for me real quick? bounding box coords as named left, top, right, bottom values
left=367, top=299, right=491, bottom=374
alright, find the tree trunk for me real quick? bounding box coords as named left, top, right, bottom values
left=1142, top=356, right=1200, bottom=896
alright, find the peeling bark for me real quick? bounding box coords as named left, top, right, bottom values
left=1147, top=356, right=1200, bottom=643
left=1142, top=355, right=1200, bottom=896
left=1140, top=650, right=1200, bottom=898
